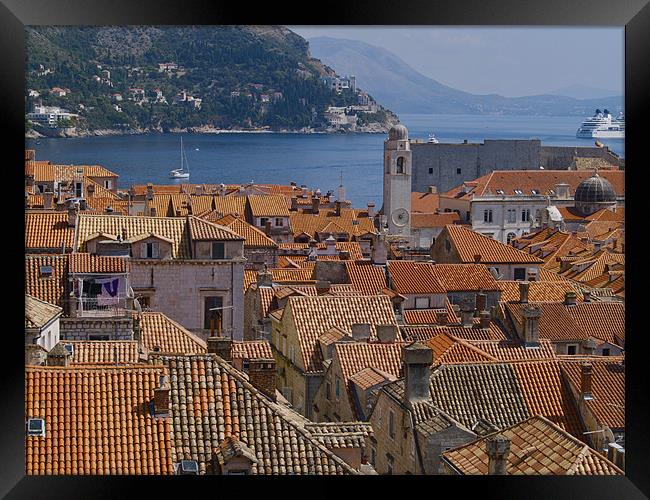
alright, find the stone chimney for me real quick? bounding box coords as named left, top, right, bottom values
left=195, top=185, right=203, bottom=195
left=581, top=363, right=593, bottom=400
left=67, top=204, right=79, bottom=227
left=376, top=324, right=398, bottom=343
left=301, top=185, right=308, bottom=198
left=208, top=336, right=232, bottom=362
left=150, top=206, right=157, bottom=217
left=583, top=290, right=592, bottom=303
left=46, top=343, right=71, bottom=367
left=402, top=342, right=433, bottom=404
left=479, top=311, right=491, bottom=329
left=475, top=292, right=487, bottom=314
left=521, top=304, right=542, bottom=347
left=248, top=359, right=277, bottom=402
left=43, top=190, right=54, bottom=209
left=335, top=200, right=342, bottom=216
left=486, top=435, right=511, bottom=475
left=87, top=184, right=95, bottom=198
left=25, top=345, right=47, bottom=366
left=312, top=197, right=320, bottom=214
left=351, top=323, right=371, bottom=342
left=132, top=315, right=141, bottom=341
left=473, top=254, right=481, bottom=263
left=459, top=298, right=474, bottom=327
left=264, top=220, right=272, bottom=236
left=437, top=310, right=448, bottom=326
left=315, top=280, right=331, bottom=295
left=564, top=291, right=577, bottom=306
left=175, top=208, right=182, bottom=217
left=519, top=281, right=530, bottom=304
left=256, top=267, right=273, bottom=288
left=325, top=235, right=337, bottom=255
left=428, top=185, right=438, bottom=194
left=371, top=233, right=388, bottom=265
left=153, top=375, right=170, bottom=416
left=290, top=196, right=298, bottom=212
left=146, top=183, right=154, bottom=201
left=367, top=202, right=376, bottom=218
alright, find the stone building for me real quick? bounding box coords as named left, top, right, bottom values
left=382, top=124, right=413, bottom=242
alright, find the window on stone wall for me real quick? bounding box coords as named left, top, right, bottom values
left=483, top=209, right=493, bottom=223
left=335, top=377, right=341, bottom=400
left=389, top=410, right=396, bottom=439
left=428, top=168, right=433, bottom=174
left=567, top=344, right=578, bottom=355
left=521, top=209, right=531, bottom=222
left=396, top=157, right=405, bottom=174
left=507, top=209, right=517, bottom=223
left=456, top=168, right=462, bottom=175
left=211, top=242, right=225, bottom=260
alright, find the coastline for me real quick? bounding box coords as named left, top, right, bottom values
left=25, top=122, right=393, bottom=139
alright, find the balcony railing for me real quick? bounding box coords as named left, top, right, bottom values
left=68, top=296, right=132, bottom=318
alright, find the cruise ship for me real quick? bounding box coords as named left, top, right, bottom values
left=576, top=109, right=625, bottom=139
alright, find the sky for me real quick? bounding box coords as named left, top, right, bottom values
left=289, top=27, right=624, bottom=97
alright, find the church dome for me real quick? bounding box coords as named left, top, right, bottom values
left=574, top=174, right=616, bottom=204
left=388, top=124, right=408, bottom=141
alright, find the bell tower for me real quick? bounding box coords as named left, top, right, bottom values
left=383, top=124, right=412, bottom=237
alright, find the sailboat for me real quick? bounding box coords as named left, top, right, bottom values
left=169, top=136, right=190, bottom=179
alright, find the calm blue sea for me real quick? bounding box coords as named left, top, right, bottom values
left=26, top=114, right=624, bottom=207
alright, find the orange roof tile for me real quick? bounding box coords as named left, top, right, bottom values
left=68, top=253, right=128, bottom=274
left=61, top=340, right=140, bottom=364
left=345, top=261, right=388, bottom=294
left=247, top=195, right=291, bottom=217
left=231, top=340, right=274, bottom=361
left=429, top=264, right=500, bottom=291
left=388, top=261, right=446, bottom=294
left=411, top=212, right=460, bottom=228
left=25, top=212, right=75, bottom=252
left=25, top=254, right=69, bottom=307
left=136, top=312, right=207, bottom=354
left=411, top=192, right=440, bottom=213
left=496, top=280, right=581, bottom=303
left=187, top=215, right=245, bottom=241
left=213, top=214, right=277, bottom=248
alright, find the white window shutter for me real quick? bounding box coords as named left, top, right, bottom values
left=152, top=242, right=160, bottom=258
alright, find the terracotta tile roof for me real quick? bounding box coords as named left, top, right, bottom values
left=512, top=361, right=583, bottom=437
left=213, top=214, right=277, bottom=248
left=187, top=215, right=245, bottom=241
left=136, top=312, right=207, bottom=354
left=131, top=184, right=183, bottom=196
left=25, top=254, right=69, bottom=308
left=429, top=264, right=500, bottom=291
left=442, top=415, right=622, bottom=475
left=148, top=194, right=173, bottom=217
left=496, top=280, right=582, bottom=303
left=26, top=194, right=44, bottom=208
left=558, top=206, right=624, bottom=223
left=231, top=340, right=274, bottom=361
left=402, top=304, right=461, bottom=326
left=283, top=295, right=398, bottom=373
left=25, top=365, right=173, bottom=474
left=335, top=341, right=405, bottom=385
left=505, top=302, right=588, bottom=342
left=513, top=229, right=594, bottom=269
left=31, top=163, right=118, bottom=183
left=25, top=212, right=75, bottom=252
left=443, top=170, right=624, bottom=200
left=444, top=225, right=544, bottom=264
left=411, top=192, right=440, bottom=213
left=566, top=302, right=625, bottom=346
left=247, top=195, right=291, bottom=217
left=61, top=340, right=140, bottom=364
left=213, top=195, right=248, bottom=217
left=25, top=294, right=63, bottom=329
left=471, top=339, right=558, bottom=361
left=424, top=332, right=497, bottom=365
left=304, top=422, right=374, bottom=449
left=289, top=209, right=376, bottom=241
left=388, top=261, right=446, bottom=294
left=269, top=268, right=315, bottom=283
left=411, top=212, right=460, bottom=228
left=68, top=253, right=128, bottom=274
left=76, top=214, right=190, bottom=258
left=85, top=197, right=130, bottom=215
left=160, top=354, right=357, bottom=474
left=344, top=261, right=388, bottom=294
left=348, top=366, right=397, bottom=391
left=560, top=357, right=624, bottom=429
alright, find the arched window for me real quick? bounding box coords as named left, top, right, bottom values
left=396, top=157, right=405, bottom=174
left=507, top=232, right=517, bottom=245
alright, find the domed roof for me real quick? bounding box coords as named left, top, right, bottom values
left=388, top=124, right=408, bottom=141
left=574, top=174, right=616, bottom=204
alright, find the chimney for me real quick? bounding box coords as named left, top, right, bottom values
left=564, top=291, right=577, bottom=306
left=338, top=250, right=351, bottom=260
left=150, top=206, right=157, bottom=217
left=519, top=281, right=530, bottom=304
left=132, top=316, right=141, bottom=341
left=367, top=202, right=376, bottom=218
left=479, top=310, right=491, bottom=329
left=301, top=185, right=308, bottom=198
left=43, top=190, right=53, bottom=209
left=315, top=280, right=331, bottom=295
left=473, top=254, right=481, bottom=263
left=376, top=324, right=398, bottom=343
left=121, top=227, right=128, bottom=241
left=459, top=298, right=474, bottom=327
left=153, top=375, right=170, bottom=416
left=402, top=342, right=433, bottom=404
left=371, top=233, right=388, bottom=265
left=175, top=208, right=182, bottom=217
left=475, top=292, right=487, bottom=314
left=264, top=220, right=272, bottom=236
left=46, top=343, right=71, bottom=367
left=195, top=185, right=203, bottom=195
left=486, top=435, right=511, bottom=475
left=583, top=290, right=592, bottom=303
left=248, top=359, right=277, bottom=402
left=312, top=197, right=320, bottom=214
left=290, top=196, right=298, bottom=212
left=437, top=310, right=448, bottom=326
left=521, top=304, right=542, bottom=347
left=335, top=200, right=342, bottom=216
left=351, top=323, right=371, bottom=342
left=25, top=345, right=47, bottom=366
left=325, top=235, right=337, bottom=255
left=256, top=268, right=273, bottom=288
left=428, top=185, right=438, bottom=194
left=208, top=336, right=232, bottom=362
left=146, top=183, right=154, bottom=201
left=67, top=204, right=79, bottom=227
left=87, top=184, right=95, bottom=198
left=581, top=363, right=593, bottom=400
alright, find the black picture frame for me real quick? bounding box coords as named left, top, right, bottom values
left=4, top=1, right=648, bottom=497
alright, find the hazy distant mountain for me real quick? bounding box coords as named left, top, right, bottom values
left=549, top=84, right=622, bottom=100
left=308, top=37, right=624, bottom=116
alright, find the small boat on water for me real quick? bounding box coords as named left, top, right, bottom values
left=427, top=133, right=439, bottom=144
left=169, top=136, right=190, bottom=179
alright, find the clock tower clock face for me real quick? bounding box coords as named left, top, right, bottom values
left=391, top=208, right=409, bottom=227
